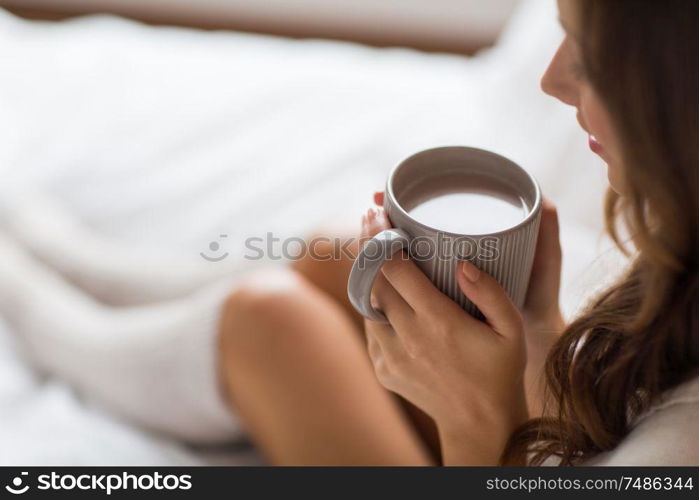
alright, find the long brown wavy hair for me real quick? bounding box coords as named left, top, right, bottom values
left=502, top=0, right=699, bottom=465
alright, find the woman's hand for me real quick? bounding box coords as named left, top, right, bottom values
left=371, top=192, right=566, bottom=418
left=360, top=202, right=528, bottom=465
left=522, top=199, right=564, bottom=328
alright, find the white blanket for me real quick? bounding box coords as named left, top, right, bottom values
left=0, top=0, right=625, bottom=465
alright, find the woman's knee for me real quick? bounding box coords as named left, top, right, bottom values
left=219, top=268, right=339, bottom=361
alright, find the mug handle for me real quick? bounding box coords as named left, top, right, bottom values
left=347, top=228, right=410, bottom=323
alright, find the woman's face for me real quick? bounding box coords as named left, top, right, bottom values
left=541, top=0, right=624, bottom=193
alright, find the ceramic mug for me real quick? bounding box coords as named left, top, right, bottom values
left=347, top=146, right=542, bottom=322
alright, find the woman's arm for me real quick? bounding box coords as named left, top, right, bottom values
left=520, top=200, right=565, bottom=418
left=523, top=314, right=565, bottom=418
left=438, top=405, right=528, bottom=465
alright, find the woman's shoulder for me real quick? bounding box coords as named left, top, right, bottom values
left=639, top=372, right=699, bottom=422
left=583, top=372, right=699, bottom=466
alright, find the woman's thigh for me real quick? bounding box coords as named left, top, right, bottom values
left=217, top=267, right=433, bottom=465
left=292, top=230, right=442, bottom=458
left=291, top=229, right=362, bottom=327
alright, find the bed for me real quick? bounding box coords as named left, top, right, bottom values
left=0, top=0, right=625, bottom=464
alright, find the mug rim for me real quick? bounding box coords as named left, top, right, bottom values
left=385, top=146, right=542, bottom=238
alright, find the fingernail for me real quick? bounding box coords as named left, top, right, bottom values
left=462, top=260, right=480, bottom=282
left=367, top=208, right=377, bottom=220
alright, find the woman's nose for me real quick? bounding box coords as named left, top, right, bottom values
left=541, top=48, right=579, bottom=107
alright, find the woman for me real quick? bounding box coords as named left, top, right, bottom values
left=220, top=0, right=699, bottom=465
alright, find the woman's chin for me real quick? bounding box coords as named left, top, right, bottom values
left=606, top=165, right=625, bottom=195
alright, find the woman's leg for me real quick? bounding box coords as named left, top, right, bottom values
left=0, top=189, right=233, bottom=305
left=1, top=191, right=436, bottom=462
left=0, top=230, right=431, bottom=462
left=218, top=268, right=433, bottom=465
left=290, top=228, right=363, bottom=327
left=0, top=232, right=240, bottom=444
left=290, top=230, right=442, bottom=461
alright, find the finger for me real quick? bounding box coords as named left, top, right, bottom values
left=372, top=272, right=410, bottom=315
left=364, top=321, right=407, bottom=390
left=366, top=326, right=381, bottom=358
left=360, top=209, right=415, bottom=326
left=372, top=273, right=416, bottom=330
left=360, top=208, right=387, bottom=253
left=373, top=191, right=385, bottom=206
left=456, top=260, right=523, bottom=339
left=365, top=321, right=391, bottom=361
left=361, top=207, right=391, bottom=241
left=524, top=199, right=562, bottom=314
left=360, top=214, right=368, bottom=240
left=380, top=256, right=450, bottom=316
left=369, top=207, right=391, bottom=232
left=365, top=314, right=405, bottom=363
left=364, top=209, right=453, bottom=323
left=363, top=209, right=444, bottom=314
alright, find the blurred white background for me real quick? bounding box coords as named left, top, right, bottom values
left=0, top=0, right=625, bottom=466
